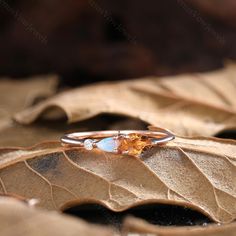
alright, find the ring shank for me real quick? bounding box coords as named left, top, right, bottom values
left=61, top=129, right=175, bottom=147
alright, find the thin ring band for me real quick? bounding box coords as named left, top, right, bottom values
left=61, top=128, right=175, bottom=156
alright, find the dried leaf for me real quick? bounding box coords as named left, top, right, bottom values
left=0, top=197, right=113, bottom=236
left=0, top=75, right=58, bottom=131
left=0, top=137, right=235, bottom=223
left=0, top=75, right=58, bottom=119
left=0, top=122, right=64, bottom=147
left=144, top=62, right=236, bottom=110
left=123, top=216, right=236, bottom=236
left=15, top=64, right=236, bottom=136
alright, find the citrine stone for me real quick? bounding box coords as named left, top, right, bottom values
left=118, top=133, right=151, bottom=155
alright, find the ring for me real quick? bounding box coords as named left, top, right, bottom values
left=61, top=128, right=175, bottom=156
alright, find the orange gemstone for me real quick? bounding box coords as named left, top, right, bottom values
left=118, top=133, right=151, bottom=155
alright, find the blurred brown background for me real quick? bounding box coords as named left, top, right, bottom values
left=0, top=0, right=236, bottom=85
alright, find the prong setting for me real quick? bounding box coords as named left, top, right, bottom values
left=84, top=139, right=94, bottom=150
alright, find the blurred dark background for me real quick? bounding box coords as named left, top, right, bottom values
left=0, top=0, right=236, bottom=86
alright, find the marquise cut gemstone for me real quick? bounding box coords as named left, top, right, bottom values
left=96, top=137, right=120, bottom=152
left=118, top=133, right=151, bottom=155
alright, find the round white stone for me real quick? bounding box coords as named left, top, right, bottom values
left=84, top=139, right=94, bottom=150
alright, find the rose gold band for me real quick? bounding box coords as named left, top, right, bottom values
left=61, top=128, right=175, bottom=156
left=61, top=129, right=174, bottom=146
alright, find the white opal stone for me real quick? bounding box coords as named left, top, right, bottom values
left=84, top=139, right=94, bottom=150
left=96, top=137, right=119, bottom=152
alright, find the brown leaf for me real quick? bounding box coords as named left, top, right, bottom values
left=0, top=75, right=62, bottom=147
left=0, top=137, right=235, bottom=223
left=0, top=122, right=64, bottom=147
left=0, top=197, right=113, bottom=236
left=123, top=216, right=236, bottom=236
left=0, top=75, right=58, bottom=131
left=15, top=64, right=236, bottom=136
left=0, top=75, right=58, bottom=119
left=149, top=62, right=236, bottom=110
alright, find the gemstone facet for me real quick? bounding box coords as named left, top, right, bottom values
left=118, top=133, right=151, bottom=155
left=84, top=139, right=94, bottom=150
